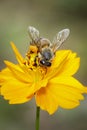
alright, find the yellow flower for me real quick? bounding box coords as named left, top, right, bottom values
left=0, top=42, right=87, bottom=114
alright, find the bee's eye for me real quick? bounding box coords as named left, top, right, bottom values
left=40, top=59, right=51, bottom=67
left=40, top=60, right=45, bottom=65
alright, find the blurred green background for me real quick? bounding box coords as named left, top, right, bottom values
left=0, top=0, right=87, bottom=130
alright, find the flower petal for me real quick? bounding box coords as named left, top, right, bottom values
left=10, top=42, right=24, bottom=64
left=50, top=76, right=86, bottom=93
left=48, top=78, right=85, bottom=109
left=35, top=87, right=59, bottom=115
left=45, top=50, right=70, bottom=80
left=4, top=60, right=33, bottom=83
left=46, top=50, right=80, bottom=79
left=1, top=78, right=35, bottom=104
left=36, top=76, right=85, bottom=114
left=52, top=50, right=71, bottom=69
left=0, top=61, right=48, bottom=103
left=55, top=50, right=80, bottom=76
left=36, top=78, right=84, bottom=114
left=0, top=68, right=13, bottom=84
left=9, top=96, right=33, bottom=104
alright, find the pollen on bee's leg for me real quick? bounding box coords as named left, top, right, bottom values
left=29, top=45, right=38, bottom=54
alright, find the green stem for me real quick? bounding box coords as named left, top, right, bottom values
left=36, top=106, right=40, bottom=130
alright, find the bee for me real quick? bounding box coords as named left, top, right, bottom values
left=28, top=26, right=70, bottom=67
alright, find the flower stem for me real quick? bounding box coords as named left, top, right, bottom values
left=36, top=106, right=40, bottom=130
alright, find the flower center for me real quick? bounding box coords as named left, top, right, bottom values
left=23, top=45, right=47, bottom=76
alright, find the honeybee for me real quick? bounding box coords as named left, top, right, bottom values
left=28, top=26, right=70, bottom=67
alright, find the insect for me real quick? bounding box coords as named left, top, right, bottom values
left=28, top=26, right=70, bottom=67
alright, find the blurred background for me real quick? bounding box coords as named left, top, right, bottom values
left=0, top=0, right=87, bottom=130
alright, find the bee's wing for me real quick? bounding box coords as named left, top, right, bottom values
left=52, top=29, right=70, bottom=52
left=28, top=26, right=40, bottom=41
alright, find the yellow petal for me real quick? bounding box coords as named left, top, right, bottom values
left=0, top=61, right=48, bottom=102
left=35, top=76, right=85, bottom=114
left=52, top=50, right=71, bottom=68
left=48, top=79, right=85, bottom=109
left=0, top=68, right=13, bottom=84
left=35, top=87, right=59, bottom=115
left=1, top=78, right=35, bottom=104
left=57, top=97, right=80, bottom=109
left=10, top=42, right=24, bottom=64
left=47, top=83, right=84, bottom=102
left=31, top=69, right=48, bottom=91
left=56, top=51, right=80, bottom=76
left=9, top=97, right=32, bottom=104
left=50, top=76, right=86, bottom=93
left=45, top=50, right=70, bottom=80
left=4, top=60, right=33, bottom=83
left=47, top=50, right=80, bottom=78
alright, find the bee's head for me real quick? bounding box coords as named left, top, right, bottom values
left=41, top=48, right=53, bottom=61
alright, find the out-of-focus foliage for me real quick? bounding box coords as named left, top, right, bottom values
left=0, top=0, right=87, bottom=130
